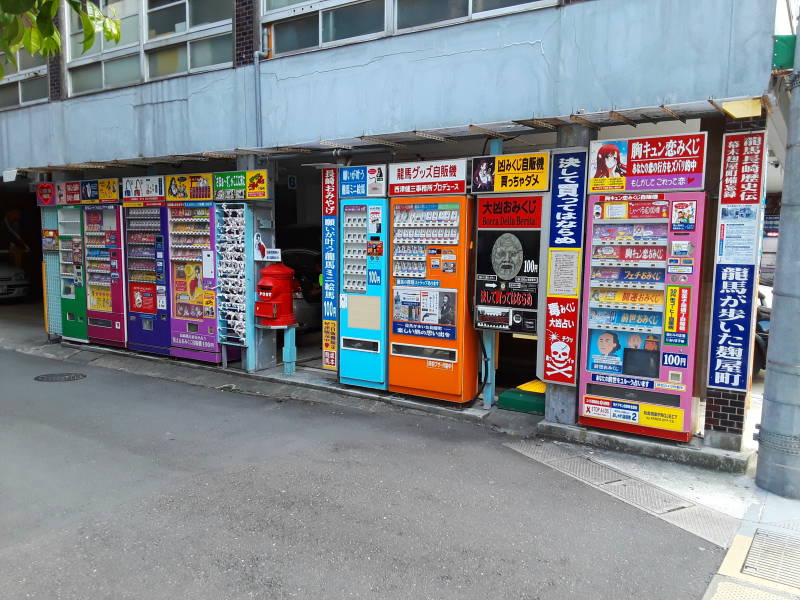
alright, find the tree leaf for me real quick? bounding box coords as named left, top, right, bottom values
left=102, top=17, right=120, bottom=43
left=0, top=0, right=36, bottom=15
left=36, top=6, right=55, bottom=37
left=79, top=11, right=97, bottom=54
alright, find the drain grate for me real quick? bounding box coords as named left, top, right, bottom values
left=742, top=529, right=800, bottom=589
left=34, top=373, right=87, bottom=382
left=601, top=479, right=693, bottom=515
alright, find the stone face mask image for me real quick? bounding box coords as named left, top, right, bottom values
left=491, top=233, right=524, bottom=280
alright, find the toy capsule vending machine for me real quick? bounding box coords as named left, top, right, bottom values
left=387, top=160, right=478, bottom=403
left=578, top=193, right=705, bottom=441
left=82, top=179, right=126, bottom=347
left=165, top=173, right=222, bottom=362
left=57, top=193, right=88, bottom=342
left=122, top=176, right=171, bottom=355
left=338, top=166, right=389, bottom=389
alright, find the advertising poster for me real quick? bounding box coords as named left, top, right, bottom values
left=388, top=159, right=466, bottom=196
left=541, top=149, right=587, bottom=385
left=212, top=170, right=269, bottom=201
left=589, top=133, right=707, bottom=193
left=583, top=397, right=683, bottom=432
left=41, top=230, right=58, bottom=251
left=36, top=183, right=55, bottom=206
left=471, top=153, right=550, bottom=193
left=718, top=205, right=759, bottom=264
left=129, top=282, right=157, bottom=314
left=586, top=328, right=661, bottom=377
left=321, top=168, right=338, bottom=370
left=671, top=201, right=696, bottom=231
left=98, top=178, right=119, bottom=203
left=392, top=287, right=457, bottom=339
left=122, top=176, right=165, bottom=205
left=172, top=261, right=207, bottom=319
left=474, top=194, right=542, bottom=333
left=166, top=173, right=213, bottom=201
left=80, top=180, right=99, bottom=203
left=339, top=165, right=386, bottom=198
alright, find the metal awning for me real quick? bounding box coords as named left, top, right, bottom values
left=16, top=96, right=772, bottom=173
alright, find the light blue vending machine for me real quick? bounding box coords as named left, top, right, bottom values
left=338, top=165, right=389, bottom=389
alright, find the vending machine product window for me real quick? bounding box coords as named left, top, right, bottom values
left=167, top=202, right=222, bottom=362
left=58, top=206, right=88, bottom=342
left=387, top=196, right=477, bottom=403
left=125, top=205, right=170, bottom=355
left=578, top=193, right=705, bottom=441
left=84, top=205, right=126, bottom=347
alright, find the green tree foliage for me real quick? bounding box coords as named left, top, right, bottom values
left=0, top=0, right=120, bottom=79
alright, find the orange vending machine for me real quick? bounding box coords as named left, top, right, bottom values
left=387, top=160, right=478, bottom=404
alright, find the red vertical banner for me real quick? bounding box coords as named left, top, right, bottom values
left=321, top=168, right=339, bottom=370
left=720, top=131, right=765, bottom=204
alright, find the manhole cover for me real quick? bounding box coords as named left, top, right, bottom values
left=34, top=373, right=87, bottom=382
left=742, top=528, right=800, bottom=588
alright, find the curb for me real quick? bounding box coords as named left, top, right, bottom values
left=537, top=421, right=755, bottom=474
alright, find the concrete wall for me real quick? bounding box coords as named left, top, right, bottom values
left=0, top=0, right=776, bottom=172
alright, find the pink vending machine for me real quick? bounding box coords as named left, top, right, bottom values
left=83, top=204, right=126, bottom=347
left=578, top=193, right=705, bottom=442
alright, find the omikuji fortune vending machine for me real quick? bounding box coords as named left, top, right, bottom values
left=167, top=199, right=222, bottom=362
left=578, top=193, right=706, bottom=441
left=83, top=204, right=126, bottom=347
left=123, top=176, right=171, bottom=355
left=58, top=205, right=88, bottom=342
left=387, top=160, right=478, bottom=403
left=338, top=190, right=390, bottom=390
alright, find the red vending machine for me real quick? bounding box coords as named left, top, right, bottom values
left=83, top=198, right=126, bottom=347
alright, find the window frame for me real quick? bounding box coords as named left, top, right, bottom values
left=262, top=0, right=559, bottom=58
left=64, top=0, right=234, bottom=96
left=0, top=49, right=49, bottom=111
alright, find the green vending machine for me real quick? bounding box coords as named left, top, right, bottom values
left=58, top=206, right=88, bottom=342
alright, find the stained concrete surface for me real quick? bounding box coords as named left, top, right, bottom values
left=0, top=349, right=724, bottom=599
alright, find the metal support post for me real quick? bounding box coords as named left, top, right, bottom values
left=283, top=326, right=297, bottom=374
left=756, top=31, right=800, bottom=498
left=482, top=137, right=504, bottom=409
left=544, top=124, right=597, bottom=424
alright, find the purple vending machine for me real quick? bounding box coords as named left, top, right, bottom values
left=122, top=176, right=171, bottom=355
left=166, top=179, right=222, bottom=363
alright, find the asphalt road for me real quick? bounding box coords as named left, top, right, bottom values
left=0, top=349, right=723, bottom=599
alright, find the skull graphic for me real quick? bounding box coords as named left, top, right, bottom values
left=550, top=340, right=571, bottom=366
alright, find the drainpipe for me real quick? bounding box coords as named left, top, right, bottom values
left=254, top=26, right=269, bottom=149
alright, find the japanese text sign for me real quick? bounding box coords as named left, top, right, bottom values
left=389, top=160, right=466, bottom=196
left=61, top=181, right=81, bottom=205
left=707, top=265, right=755, bottom=391
left=540, top=149, right=588, bottom=385
left=472, top=152, right=550, bottom=193
left=720, top=131, right=765, bottom=204
left=213, top=170, right=269, bottom=200
left=589, top=133, right=707, bottom=193
left=322, top=168, right=337, bottom=216
left=477, top=195, right=542, bottom=228
left=122, top=176, right=165, bottom=205
left=339, top=165, right=387, bottom=198
left=165, top=173, right=213, bottom=201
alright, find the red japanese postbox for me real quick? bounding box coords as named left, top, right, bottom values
left=255, top=263, right=297, bottom=326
